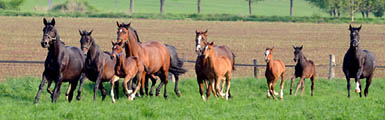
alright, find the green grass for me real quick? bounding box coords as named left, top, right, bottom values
left=1, top=76, right=385, bottom=119
left=21, top=0, right=326, bottom=16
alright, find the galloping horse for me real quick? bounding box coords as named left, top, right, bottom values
left=111, top=41, right=147, bottom=102
left=116, top=22, right=171, bottom=98
left=35, top=18, right=85, bottom=103
left=290, top=45, right=316, bottom=96
left=195, top=30, right=234, bottom=99
left=264, top=47, right=286, bottom=99
left=79, top=30, right=120, bottom=101
left=343, top=25, right=376, bottom=98
left=199, top=42, right=233, bottom=100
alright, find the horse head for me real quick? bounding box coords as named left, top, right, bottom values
left=111, top=41, right=124, bottom=59
left=41, top=18, right=58, bottom=48
left=264, top=47, right=274, bottom=63
left=292, top=45, right=303, bottom=62
left=79, top=29, right=93, bottom=55
left=195, top=29, right=208, bottom=56
left=349, top=24, right=362, bottom=48
left=202, top=42, right=215, bottom=59
left=116, top=21, right=132, bottom=43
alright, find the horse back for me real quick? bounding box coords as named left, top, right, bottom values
left=214, top=45, right=235, bottom=70
left=140, top=41, right=170, bottom=73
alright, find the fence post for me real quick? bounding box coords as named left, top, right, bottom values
left=253, top=59, right=258, bottom=78
left=328, top=54, right=335, bottom=80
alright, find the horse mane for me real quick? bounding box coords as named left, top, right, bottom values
left=129, top=27, right=141, bottom=43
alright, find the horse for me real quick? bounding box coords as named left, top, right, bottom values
left=79, top=30, right=120, bottom=101
left=195, top=30, right=234, bottom=98
left=290, top=45, right=316, bottom=96
left=198, top=42, right=232, bottom=101
left=343, top=24, right=376, bottom=98
left=116, top=22, right=171, bottom=98
left=264, top=47, right=286, bottom=99
left=34, top=18, right=85, bottom=103
left=111, top=41, right=147, bottom=102
left=114, top=23, right=186, bottom=97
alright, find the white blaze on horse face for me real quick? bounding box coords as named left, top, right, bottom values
left=196, top=35, right=202, bottom=51
left=119, top=29, right=122, bottom=33
left=265, top=50, right=270, bottom=61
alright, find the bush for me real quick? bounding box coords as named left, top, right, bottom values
left=372, top=7, right=384, bottom=18
left=50, top=0, right=97, bottom=13
left=0, top=0, right=25, bottom=10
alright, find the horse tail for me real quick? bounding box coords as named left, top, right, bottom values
left=169, top=57, right=187, bottom=75
left=231, top=52, right=236, bottom=70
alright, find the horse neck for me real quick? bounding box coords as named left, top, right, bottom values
left=127, top=32, right=142, bottom=56
left=116, top=52, right=127, bottom=68
left=206, top=52, right=218, bottom=69
left=48, top=35, right=63, bottom=58
left=87, top=40, right=98, bottom=60
left=267, top=56, right=274, bottom=68
left=297, top=53, right=307, bottom=66
left=348, top=46, right=362, bottom=57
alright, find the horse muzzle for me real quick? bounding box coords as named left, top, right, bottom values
left=41, top=41, right=49, bottom=48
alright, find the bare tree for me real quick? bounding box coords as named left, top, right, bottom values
left=290, top=0, right=293, bottom=16
left=160, top=0, right=165, bottom=15
left=249, top=0, right=252, bottom=15
left=350, top=0, right=362, bottom=22
left=198, top=0, right=201, bottom=14
left=130, top=0, right=134, bottom=13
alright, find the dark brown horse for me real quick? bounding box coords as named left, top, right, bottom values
left=116, top=22, right=171, bottom=98
left=111, top=41, right=147, bottom=102
left=264, top=47, right=286, bottom=99
left=198, top=42, right=232, bottom=101
left=195, top=30, right=234, bottom=99
left=290, top=45, right=316, bottom=96
left=79, top=30, right=120, bottom=101
left=343, top=25, right=376, bottom=98
left=35, top=18, right=85, bottom=103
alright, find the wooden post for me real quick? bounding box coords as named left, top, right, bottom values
left=328, top=54, right=335, bottom=80
left=248, top=0, right=252, bottom=15
left=253, top=59, right=258, bottom=78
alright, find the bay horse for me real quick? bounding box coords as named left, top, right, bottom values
left=34, top=18, right=85, bottom=103
left=111, top=41, right=147, bottom=102
left=116, top=22, right=171, bottom=98
left=199, top=42, right=232, bottom=101
left=79, top=30, right=120, bottom=101
left=343, top=25, right=376, bottom=98
left=290, top=45, right=316, bottom=96
left=264, top=47, right=286, bottom=99
left=195, top=30, right=234, bottom=99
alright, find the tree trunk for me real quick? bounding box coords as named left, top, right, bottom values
left=130, top=0, right=134, bottom=13
left=367, top=7, right=370, bottom=18
left=350, top=0, right=355, bottom=22
left=198, top=0, right=201, bottom=14
left=115, top=0, right=118, bottom=8
left=48, top=0, right=52, bottom=9
left=290, top=0, right=293, bottom=16
left=160, top=0, right=165, bottom=15
left=249, top=0, right=252, bottom=15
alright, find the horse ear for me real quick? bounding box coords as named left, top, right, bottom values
left=43, top=18, right=48, bottom=26
left=292, top=45, right=296, bottom=49
left=118, top=41, right=123, bottom=46
left=51, top=18, right=55, bottom=26
left=195, top=30, right=198, bottom=34
left=210, top=42, right=215, bottom=45
left=79, top=29, right=82, bottom=35
left=271, top=47, right=274, bottom=51
left=127, top=22, right=131, bottom=26
left=204, top=29, right=208, bottom=34
left=88, top=30, right=93, bottom=35
left=116, top=21, right=120, bottom=27
left=358, top=24, right=362, bottom=31
left=300, top=45, right=303, bottom=50
left=111, top=41, right=115, bottom=46
left=349, top=24, right=353, bottom=31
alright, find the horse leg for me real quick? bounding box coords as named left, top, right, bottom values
left=290, top=76, right=295, bottom=95
left=364, top=75, right=373, bottom=97
left=113, top=76, right=120, bottom=99
left=128, top=73, right=145, bottom=100
left=311, top=76, right=315, bottom=96
left=93, top=73, right=103, bottom=101
left=300, top=79, right=305, bottom=96
left=34, top=72, right=48, bottom=104
left=271, top=78, right=278, bottom=99
left=156, top=79, right=164, bottom=97
left=76, top=73, right=86, bottom=101
left=206, top=80, right=213, bottom=100
left=65, top=83, right=72, bottom=100
left=149, top=76, right=157, bottom=96
left=174, top=74, right=182, bottom=97
left=47, top=78, right=53, bottom=95
left=294, top=77, right=304, bottom=96
left=161, top=71, right=169, bottom=98
left=280, top=73, right=285, bottom=99
left=99, top=83, right=107, bottom=101
left=355, top=68, right=364, bottom=96
left=123, top=76, right=131, bottom=98
left=52, top=74, right=64, bottom=103
left=225, top=73, right=232, bottom=100
left=345, top=73, right=351, bottom=98
left=357, top=79, right=362, bottom=97
left=67, top=81, right=78, bottom=102
left=197, top=77, right=205, bottom=101
left=215, top=76, right=224, bottom=98
left=110, top=77, right=119, bottom=103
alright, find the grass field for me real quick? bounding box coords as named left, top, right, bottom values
left=0, top=76, right=384, bottom=119
left=21, top=0, right=327, bottom=17
left=0, top=16, right=384, bottom=80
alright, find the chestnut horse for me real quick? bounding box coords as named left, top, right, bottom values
left=35, top=18, right=85, bottom=103
left=290, top=45, right=316, bottom=96
left=343, top=25, right=376, bottom=98
left=197, top=42, right=233, bottom=101
left=116, top=22, right=171, bottom=98
left=79, top=30, right=120, bottom=101
left=264, top=47, right=286, bottom=99
left=111, top=41, right=147, bottom=102
left=195, top=30, right=234, bottom=99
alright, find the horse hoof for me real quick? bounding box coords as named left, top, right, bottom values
left=76, top=96, right=81, bottom=101
left=355, top=89, right=361, bottom=93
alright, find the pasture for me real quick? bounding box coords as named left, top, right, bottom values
left=1, top=77, right=385, bottom=119
left=0, top=16, right=384, bottom=80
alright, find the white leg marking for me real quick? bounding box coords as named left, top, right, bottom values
left=355, top=82, right=361, bottom=93
left=111, top=89, right=115, bottom=103
left=267, top=90, right=271, bottom=97
left=280, top=89, right=284, bottom=99
left=201, top=95, right=206, bottom=101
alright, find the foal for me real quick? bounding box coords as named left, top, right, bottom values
left=111, top=41, right=147, bottom=102
left=79, top=30, right=120, bottom=101
left=290, top=45, right=316, bottom=96
left=264, top=47, right=286, bottom=99
left=343, top=25, right=376, bottom=98
left=200, top=42, right=232, bottom=100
